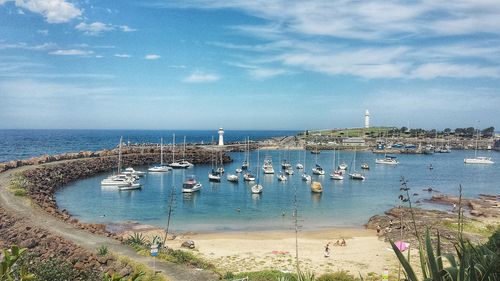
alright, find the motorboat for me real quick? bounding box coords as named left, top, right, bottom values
left=227, top=174, right=239, bottom=182
left=310, top=181, right=323, bottom=193
left=122, top=167, right=146, bottom=177
left=235, top=168, right=242, bottom=173
left=118, top=182, right=142, bottom=191
left=262, top=157, right=275, bottom=174
left=285, top=168, right=294, bottom=175
left=208, top=170, right=221, bottom=182
left=243, top=173, right=256, bottom=181
left=330, top=170, right=344, bottom=180
left=281, top=159, right=292, bottom=170
left=348, top=172, right=365, bottom=180
left=423, top=144, right=435, bottom=155
left=338, top=163, right=348, bottom=170
left=301, top=174, right=311, bottom=181
left=361, top=163, right=369, bottom=170
left=251, top=184, right=263, bottom=194
left=312, top=164, right=325, bottom=175
left=182, top=176, right=202, bottom=193
left=296, top=163, right=304, bottom=169
left=277, top=173, right=287, bottom=181
left=216, top=167, right=225, bottom=174
left=148, top=165, right=172, bottom=172
left=375, top=155, right=399, bottom=165
left=101, top=174, right=138, bottom=187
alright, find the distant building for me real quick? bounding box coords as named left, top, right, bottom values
left=364, top=110, right=370, bottom=128
left=218, top=128, right=224, bottom=146
left=342, top=137, right=366, bottom=146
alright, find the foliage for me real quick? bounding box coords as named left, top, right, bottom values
left=1, top=245, right=35, bottom=281
left=316, top=271, right=357, bottom=281
left=9, top=174, right=29, bottom=197
left=484, top=227, right=500, bottom=254
left=391, top=226, right=499, bottom=281
left=103, top=271, right=145, bottom=281
left=16, top=253, right=101, bottom=281
left=97, top=245, right=109, bottom=256
left=126, top=233, right=147, bottom=247
left=114, top=255, right=167, bottom=281
left=230, top=270, right=295, bottom=281
left=162, top=248, right=214, bottom=270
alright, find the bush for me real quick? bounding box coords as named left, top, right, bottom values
left=163, top=248, right=214, bottom=270
left=126, top=233, right=146, bottom=247
left=97, top=245, right=108, bottom=256
left=230, top=270, right=295, bottom=281
left=317, top=271, right=357, bottom=281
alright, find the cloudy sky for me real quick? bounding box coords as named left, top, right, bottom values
left=0, top=0, right=499, bottom=130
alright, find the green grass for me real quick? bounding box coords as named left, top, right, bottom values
left=116, top=255, right=169, bottom=281
left=442, top=221, right=498, bottom=237
left=9, top=173, right=29, bottom=196
left=228, top=270, right=295, bottom=281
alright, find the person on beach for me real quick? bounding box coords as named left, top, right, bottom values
left=377, top=225, right=381, bottom=234
left=324, top=242, right=331, bottom=257
left=389, top=219, right=393, bottom=229
left=340, top=239, right=346, bottom=246
left=452, top=203, right=457, bottom=212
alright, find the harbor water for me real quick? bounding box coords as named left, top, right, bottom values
left=56, top=149, right=499, bottom=232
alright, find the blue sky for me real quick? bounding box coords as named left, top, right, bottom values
left=0, top=0, right=499, bottom=130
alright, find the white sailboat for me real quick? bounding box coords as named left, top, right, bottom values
left=301, top=148, right=311, bottom=181
left=262, top=155, right=275, bottom=174
left=208, top=149, right=221, bottom=182
left=464, top=130, right=494, bottom=164
left=148, top=138, right=172, bottom=172
left=178, top=136, right=194, bottom=168
left=242, top=137, right=249, bottom=170
left=251, top=146, right=263, bottom=194
left=348, top=147, right=365, bottom=180
left=311, top=144, right=325, bottom=175
left=330, top=148, right=344, bottom=180
left=101, top=137, right=141, bottom=189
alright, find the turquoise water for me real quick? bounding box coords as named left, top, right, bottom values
left=56, top=150, right=499, bottom=232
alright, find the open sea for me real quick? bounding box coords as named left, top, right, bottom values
left=1, top=130, right=498, bottom=232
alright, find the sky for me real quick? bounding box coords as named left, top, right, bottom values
left=0, top=0, right=499, bottom=130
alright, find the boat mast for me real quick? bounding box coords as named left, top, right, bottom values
left=183, top=136, right=186, bottom=160
left=475, top=129, right=479, bottom=158
left=160, top=137, right=164, bottom=165
left=118, top=136, right=123, bottom=174
left=172, top=134, right=176, bottom=163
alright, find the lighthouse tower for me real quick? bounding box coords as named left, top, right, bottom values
left=364, top=110, right=370, bottom=128
left=218, top=128, right=224, bottom=146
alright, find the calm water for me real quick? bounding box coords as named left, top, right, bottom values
left=56, top=150, right=499, bottom=232
left=0, top=129, right=298, bottom=162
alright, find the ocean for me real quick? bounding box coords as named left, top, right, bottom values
left=0, top=129, right=299, bottom=163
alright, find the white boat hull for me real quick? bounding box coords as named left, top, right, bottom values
left=182, top=184, right=202, bottom=193
left=118, top=183, right=142, bottom=191
left=251, top=184, right=263, bottom=194
left=148, top=166, right=172, bottom=172
left=464, top=157, right=494, bottom=164
left=301, top=174, right=311, bottom=181
left=227, top=174, right=239, bottom=182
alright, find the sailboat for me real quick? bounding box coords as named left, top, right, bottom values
left=102, top=137, right=141, bottom=189
left=312, top=142, right=325, bottom=175
left=251, top=146, right=263, bottom=194
left=330, top=148, right=344, bottom=180
left=348, top=147, right=365, bottom=180
left=301, top=148, right=311, bottom=181
left=242, top=137, right=249, bottom=170
left=148, top=138, right=172, bottom=172
left=178, top=136, right=194, bottom=168
left=208, top=149, right=221, bottom=182
left=296, top=149, right=304, bottom=169
left=169, top=134, right=191, bottom=169
left=262, top=155, right=275, bottom=174
left=464, top=130, right=494, bottom=164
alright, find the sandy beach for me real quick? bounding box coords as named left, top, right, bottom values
left=120, top=227, right=398, bottom=276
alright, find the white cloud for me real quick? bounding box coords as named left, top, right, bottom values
left=49, top=49, right=93, bottom=56
left=183, top=71, right=220, bottom=83
left=145, top=54, right=161, bottom=60
left=248, top=68, right=288, bottom=79
left=119, top=25, right=137, bottom=32
left=0, top=42, right=57, bottom=50
left=11, top=0, right=81, bottom=23
left=75, top=22, right=114, bottom=36
left=411, top=63, right=500, bottom=79
left=114, top=54, right=131, bottom=58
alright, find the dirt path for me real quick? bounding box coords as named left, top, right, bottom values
left=0, top=165, right=219, bottom=281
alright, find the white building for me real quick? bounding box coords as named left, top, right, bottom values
left=218, top=128, right=224, bottom=146
left=364, top=110, right=370, bottom=129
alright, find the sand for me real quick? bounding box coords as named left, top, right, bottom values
left=119, top=227, right=399, bottom=276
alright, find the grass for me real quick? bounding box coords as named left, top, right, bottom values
left=116, top=255, right=169, bottom=281
left=9, top=172, right=29, bottom=196
left=228, top=270, right=295, bottom=281
left=442, top=220, right=498, bottom=237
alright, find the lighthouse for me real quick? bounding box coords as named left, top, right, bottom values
left=364, top=110, right=370, bottom=129
left=218, top=128, right=224, bottom=146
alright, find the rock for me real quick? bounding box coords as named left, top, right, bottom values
left=118, top=266, right=133, bottom=277
left=181, top=240, right=195, bottom=249
left=74, top=262, right=85, bottom=270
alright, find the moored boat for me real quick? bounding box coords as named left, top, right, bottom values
left=182, top=176, right=202, bottom=193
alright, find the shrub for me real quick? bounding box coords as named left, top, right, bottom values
left=126, top=233, right=146, bottom=247
left=97, top=245, right=108, bottom=256
left=230, top=270, right=295, bottom=281
left=316, top=271, right=357, bottom=281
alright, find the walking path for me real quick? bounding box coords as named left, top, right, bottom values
left=0, top=165, right=219, bottom=281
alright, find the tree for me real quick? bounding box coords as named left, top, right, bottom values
left=482, top=127, right=495, bottom=138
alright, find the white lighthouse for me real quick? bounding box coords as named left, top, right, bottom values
left=364, top=110, right=370, bottom=129
left=218, top=128, right=224, bottom=146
